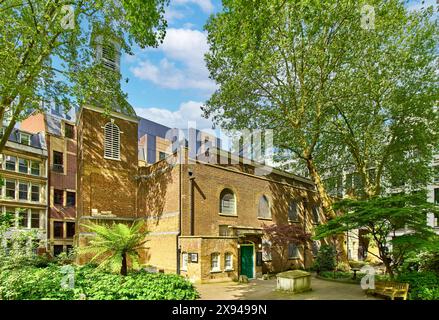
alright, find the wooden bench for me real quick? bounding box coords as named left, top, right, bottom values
left=369, top=281, right=409, bottom=300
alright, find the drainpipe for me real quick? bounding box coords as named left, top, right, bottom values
left=176, top=148, right=182, bottom=275
left=303, top=199, right=307, bottom=269
left=189, top=169, right=195, bottom=236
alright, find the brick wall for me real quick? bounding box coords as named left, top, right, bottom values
left=77, top=107, right=138, bottom=220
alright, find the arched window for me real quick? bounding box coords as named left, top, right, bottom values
left=104, top=121, right=120, bottom=160
left=219, top=189, right=236, bottom=215
left=258, top=195, right=271, bottom=218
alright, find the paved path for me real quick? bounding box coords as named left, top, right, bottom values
left=195, top=275, right=381, bottom=300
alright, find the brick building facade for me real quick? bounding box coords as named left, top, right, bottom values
left=75, top=104, right=325, bottom=283
left=21, top=111, right=77, bottom=255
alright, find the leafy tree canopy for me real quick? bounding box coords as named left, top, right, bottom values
left=0, top=0, right=168, bottom=151
left=314, top=193, right=439, bottom=277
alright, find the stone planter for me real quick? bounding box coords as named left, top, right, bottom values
left=276, top=270, right=311, bottom=293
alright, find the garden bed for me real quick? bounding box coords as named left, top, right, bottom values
left=0, top=264, right=199, bottom=300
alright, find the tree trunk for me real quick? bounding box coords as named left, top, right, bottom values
left=305, top=158, right=348, bottom=264
left=121, top=252, right=128, bottom=276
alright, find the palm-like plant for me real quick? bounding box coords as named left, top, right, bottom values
left=80, top=221, right=149, bottom=275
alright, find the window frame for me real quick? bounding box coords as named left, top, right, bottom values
left=18, top=181, right=29, bottom=201
left=103, top=121, right=121, bottom=161
left=224, top=252, right=233, bottom=271
left=52, top=151, right=64, bottom=173
left=66, top=221, right=75, bottom=238
left=219, top=188, right=236, bottom=216
left=31, top=184, right=40, bottom=202
left=19, top=133, right=31, bottom=146
left=181, top=252, right=188, bottom=271
left=312, top=205, right=321, bottom=224
left=211, top=252, right=221, bottom=272
left=18, top=158, right=29, bottom=174
left=66, top=191, right=76, bottom=207
left=30, top=210, right=40, bottom=229
left=53, top=221, right=64, bottom=238
left=257, top=195, right=271, bottom=219
left=288, top=201, right=299, bottom=222
left=54, top=189, right=64, bottom=206
left=5, top=155, right=16, bottom=171
left=288, top=243, right=299, bottom=259
left=30, top=160, right=41, bottom=176
left=17, top=208, right=29, bottom=228
left=5, top=179, right=16, bottom=199
left=64, top=123, right=74, bottom=139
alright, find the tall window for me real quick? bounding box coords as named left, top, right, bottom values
left=262, top=240, right=272, bottom=261
left=219, top=189, right=236, bottom=215
left=258, top=195, right=271, bottom=219
left=19, top=133, right=30, bottom=145
left=31, top=210, right=40, bottom=229
left=18, top=158, right=28, bottom=173
left=288, top=243, right=299, bottom=259
left=54, top=221, right=63, bottom=238
left=18, top=209, right=28, bottom=228
left=5, top=155, right=16, bottom=171
left=53, top=151, right=63, bottom=172
left=54, top=189, right=63, bottom=205
left=31, top=184, right=40, bottom=202
left=104, top=122, right=120, bottom=160
left=31, top=161, right=40, bottom=176
left=18, top=182, right=28, bottom=200
left=312, top=240, right=320, bottom=256
left=224, top=253, right=233, bottom=270
left=211, top=253, right=220, bottom=272
left=434, top=166, right=439, bottom=184
left=64, top=123, right=74, bottom=139
left=182, top=252, right=188, bottom=271
left=66, top=222, right=75, bottom=238
left=288, top=201, right=299, bottom=221
left=435, top=188, right=439, bottom=205
left=312, top=206, right=321, bottom=224
left=66, top=192, right=76, bottom=207
left=5, top=180, right=15, bottom=199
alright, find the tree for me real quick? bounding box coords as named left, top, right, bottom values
left=262, top=224, right=311, bottom=272
left=0, top=0, right=168, bottom=152
left=314, top=194, right=439, bottom=278
left=80, top=221, right=149, bottom=276
left=204, top=0, right=361, bottom=219
left=316, top=4, right=438, bottom=199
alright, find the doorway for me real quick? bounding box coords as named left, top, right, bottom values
left=240, top=244, right=254, bottom=279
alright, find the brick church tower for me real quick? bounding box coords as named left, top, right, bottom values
left=75, top=33, right=140, bottom=252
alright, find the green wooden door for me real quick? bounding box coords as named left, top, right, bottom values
left=240, top=245, right=254, bottom=278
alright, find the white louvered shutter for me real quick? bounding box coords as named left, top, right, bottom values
left=104, top=122, right=120, bottom=160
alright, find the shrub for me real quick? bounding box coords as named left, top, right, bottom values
left=396, top=271, right=439, bottom=300
left=336, top=261, right=350, bottom=272
left=0, top=265, right=199, bottom=300
left=312, top=244, right=336, bottom=273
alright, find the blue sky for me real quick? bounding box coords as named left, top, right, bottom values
left=120, top=0, right=437, bottom=130
left=120, top=0, right=221, bottom=130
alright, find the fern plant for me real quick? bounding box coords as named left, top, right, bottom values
left=80, top=221, right=149, bottom=275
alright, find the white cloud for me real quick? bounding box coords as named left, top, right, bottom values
left=130, top=28, right=216, bottom=91
left=164, top=7, right=185, bottom=23
left=173, top=0, right=214, bottom=13
left=135, top=101, right=214, bottom=129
